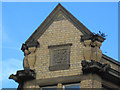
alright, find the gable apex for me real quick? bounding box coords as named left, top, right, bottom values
left=25, top=3, right=93, bottom=44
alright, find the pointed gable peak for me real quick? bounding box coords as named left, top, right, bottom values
left=56, top=3, right=64, bottom=8
left=25, top=4, right=93, bottom=43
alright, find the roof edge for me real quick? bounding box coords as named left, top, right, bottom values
left=25, top=3, right=93, bottom=44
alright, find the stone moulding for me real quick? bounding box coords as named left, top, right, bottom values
left=81, top=60, right=120, bottom=86
left=21, top=40, right=39, bottom=52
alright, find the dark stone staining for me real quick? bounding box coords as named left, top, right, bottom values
left=48, top=43, right=72, bottom=49
left=81, top=60, right=111, bottom=74
left=21, top=43, right=28, bottom=52
left=26, top=40, right=39, bottom=47
left=21, top=40, right=39, bottom=52
left=9, top=69, right=36, bottom=90
left=81, top=34, right=105, bottom=43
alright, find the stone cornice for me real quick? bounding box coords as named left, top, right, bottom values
left=81, top=34, right=105, bottom=43
left=21, top=40, right=39, bottom=52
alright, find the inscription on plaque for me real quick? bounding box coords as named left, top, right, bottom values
left=52, top=49, right=68, bottom=65
left=48, top=43, right=72, bottom=71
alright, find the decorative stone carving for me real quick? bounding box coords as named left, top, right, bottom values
left=21, top=43, right=37, bottom=71
left=83, top=40, right=92, bottom=61
left=48, top=43, right=72, bottom=71
left=21, top=44, right=30, bottom=70
left=29, top=47, right=36, bottom=53
left=81, top=60, right=111, bottom=74
left=52, top=49, right=68, bottom=65
left=91, top=41, right=102, bottom=61
left=81, top=60, right=120, bottom=86
left=9, top=70, right=36, bottom=90
left=28, top=47, right=36, bottom=70
left=82, top=34, right=103, bottom=62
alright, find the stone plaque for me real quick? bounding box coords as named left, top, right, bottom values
left=48, top=43, right=72, bottom=71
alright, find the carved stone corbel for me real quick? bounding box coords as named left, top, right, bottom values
left=83, top=40, right=92, bottom=61
left=27, top=47, right=37, bottom=70
left=21, top=44, right=30, bottom=70
left=21, top=41, right=39, bottom=71
left=91, top=41, right=102, bottom=62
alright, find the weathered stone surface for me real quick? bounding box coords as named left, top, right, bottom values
left=83, top=38, right=102, bottom=62
left=9, top=4, right=120, bottom=89
left=81, top=60, right=111, bottom=74
left=27, top=47, right=37, bottom=70
left=83, top=40, right=92, bottom=61
left=23, top=49, right=30, bottom=70
left=91, top=41, right=102, bottom=61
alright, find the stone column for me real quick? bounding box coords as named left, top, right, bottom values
left=57, top=83, right=63, bottom=90
left=28, top=47, right=36, bottom=70
left=80, top=74, right=102, bottom=90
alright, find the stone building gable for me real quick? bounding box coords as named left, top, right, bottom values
left=24, top=4, right=94, bottom=80
left=25, top=3, right=93, bottom=44
left=9, top=3, right=120, bottom=89
left=35, top=15, right=84, bottom=79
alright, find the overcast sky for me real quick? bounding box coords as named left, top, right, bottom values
left=2, top=2, right=118, bottom=88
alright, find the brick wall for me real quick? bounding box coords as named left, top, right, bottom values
left=33, top=19, right=84, bottom=79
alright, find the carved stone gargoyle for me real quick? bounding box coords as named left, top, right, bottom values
left=81, top=60, right=111, bottom=74
left=9, top=69, right=36, bottom=90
